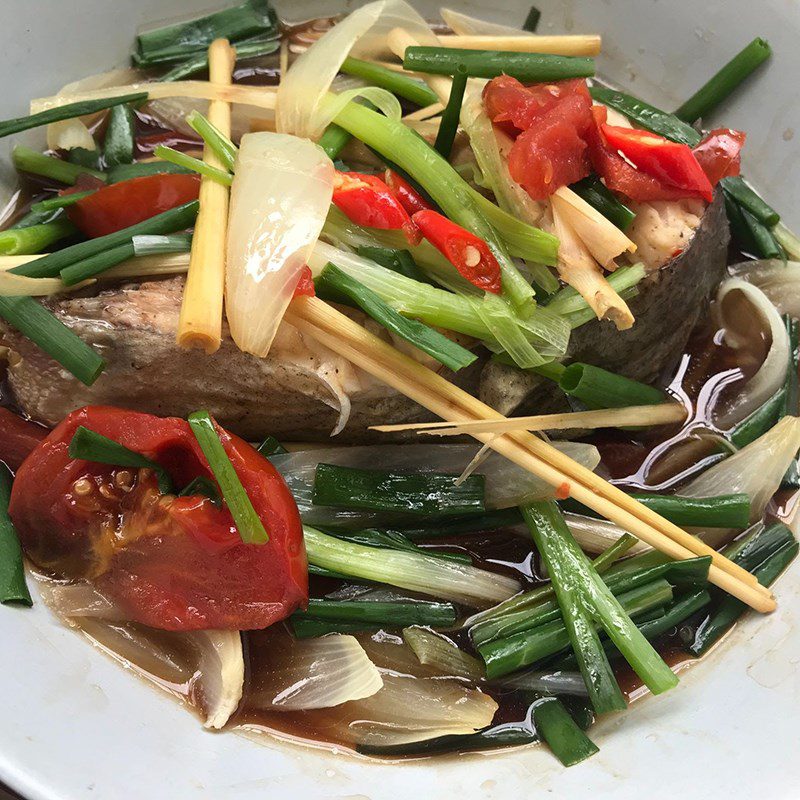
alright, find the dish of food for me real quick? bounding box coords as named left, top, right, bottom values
left=0, top=0, right=799, bottom=797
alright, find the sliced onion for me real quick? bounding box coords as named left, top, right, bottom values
left=713, top=278, right=789, bottom=427
left=225, top=132, right=333, bottom=357
left=276, top=0, right=436, bottom=139
left=38, top=578, right=244, bottom=729
left=248, top=629, right=383, bottom=711
left=270, top=442, right=600, bottom=527
left=682, top=416, right=800, bottom=522
left=729, top=259, right=800, bottom=318
left=402, top=626, right=485, bottom=681
left=440, top=7, right=532, bottom=36
left=564, top=512, right=650, bottom=555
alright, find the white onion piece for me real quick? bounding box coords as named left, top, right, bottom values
left=729, top=259, right=800, bottom=318
left=38, top=578, right=243, bottom=729
left=276, top=0, right=436, bottom=139
left=189, top=630, right=245, bottom=729
left=682, top=416, right=800, bottom=521
left=270, top=442, right=600, bottom=527
left=342, top=673, right=496, bottom=746
left=564, top=512, right=650, bottom=555
left=225, top=132, right=334, bottom=357
left=250, top=633, right=383, bottom=711
left=440, top=7, right=532, bottom=36
left=713, top=278, right=789, bottom=427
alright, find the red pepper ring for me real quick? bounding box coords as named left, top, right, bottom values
left=332, top=171, right=421, bottom=246
left=384, top=169, right=434, bottom=215
left=412, top=210, right=502, bottom=294
left=292, top=265, right=316, bottom=298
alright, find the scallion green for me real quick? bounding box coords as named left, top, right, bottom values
left=558, top=362, right=668, bottom=409
left=0, top=219, right=76, bottom=256
left=0, top=93, right=147, bottom=139
left=153, top=144, right=233, bottom=185
left=570, top=175, right=635, bottom=230
left=0, top=465, right=32, bottom=606
left=30, top=190, right=96, bottom=213
left=103, top=104, right=136, bottom=167
left=186, top=110, right=237, bottom=171
left=107, top=161, right=193, bottom=183
left=532, top=696, right=599, bottom=767
left=341, top=56, right=439, bottom=107
left=434, top=65, right=468, bottom=159
left=12, top=146, right=106, bottom=185
left=160, top=35, right=280, bottom=81
left=318, top=123, right=352, bottom=160
left=187, top=410, right=269, bottom=544
left=403, top=47, right=595, bottom=82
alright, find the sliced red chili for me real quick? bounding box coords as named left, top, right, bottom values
left=600, top=124, right=714, bottom=202
left=332, top=171, right=421, bottom=245
left=384, top=169, right=433, bottom=215
left=412, top=210, right=502, bottom=294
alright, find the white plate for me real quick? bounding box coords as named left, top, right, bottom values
left=1, top=1, right=799, bottom=798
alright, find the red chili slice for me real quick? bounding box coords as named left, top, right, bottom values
left=332, top=171, right=421, bottom=245
left=293, top=265, right=316, bottom=298
left=9, top=406, right=307, bottom=631
left=412, top=210, right=501, bottom=293
left=383, top=169, right=433, bottom=215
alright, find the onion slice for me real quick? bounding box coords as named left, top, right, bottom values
left=713, top=278, right=789, bottom=427
left=729, top=259, right=800, bottom=319
left=249, top=630, right=383, bottom=711
left=440, top=7, right=532, bottom=36
left=225, top=132, right=334, bottom=357
left=682, top=416, right=800, bottom=522
left=190, top=630, right=245, bottom=730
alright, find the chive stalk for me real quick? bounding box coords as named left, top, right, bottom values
left=724, top=194, right=783, bottom=259
left=12, top=146, right=106, bottom=184
left=532, top=696, right=599, bottom=766
left=570, top=176, right=635, bottom=230
left=68, top=426, right=173, bottom=494
left=561, top=492, right=751, bottom=529
left=675, top=38, right=772, bottom=123
left=729, top=388, right=786, bottom=447
left=59, top=242, right=134, bottom=285
left=153, top=144, right=233, bottom=185
left=0, top=93, right=147, bottom=139
left=331, top=99, right=551, bottom=309
left=318, top=123, right=352, bottom=160
left=331, top=527, right=471, bottom=565
left=31, top=190, right=96, bottom=213
left=134, top=0, right=278, bottom=66
left=103, top=104, right=136, bottom=167
left=0, top=219, right=76, bottom=256
left=513, top=502, right=679, bottom=699
left=177, top=475, right=221, bottom=507
left=721, top=175, right=780, bottom=227
left=256, top=435, right=287, bottom=456
left=14, top=200, right=199, bottom=280
left=0, top=296, right=104, bottom=385
left=315, top=263, right=476, bottom=371
left=403, top=48, right=595, bottom=82
left=187, top=410, right=268, bottom=545
left=356, top=245, right=431, bottom=284
left=558, top=362, right=668, bottom=409
left=107, top=161, right=193, bottom=183
left=9, top=207, right=61, bottom=230
left=0, top=466, right=32, bottom=606
left=312, top=463, right=485, bottom=517
left=186, top=110, right=237, bottom=171
left=160, top=35, right=280, bottom=81
left=341, top=56, right=439, bottom=107
left=434, top=65, right=468, bottom=160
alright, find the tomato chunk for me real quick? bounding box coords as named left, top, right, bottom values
left=482, top=76, right=592, bottom=199
left=0, top=408, right=47, bottom=471
left=692, top=128, right=746, bottom=186
left=292, top=265, right=316, bottom=298
left=9, top=406, right=307, bottom=631
left=67, top=173, right=200, bottom=238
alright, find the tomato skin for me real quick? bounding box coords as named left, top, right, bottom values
left=0, top=408, right=47, bottom=471
left=67, top=173, right=200, bottom=238
left=9, top=406, right=307, bottom=631
left=692, top=128, right=746, bottom=185
left=482, top=76, right=592, bottom=199
left=292, top=265, right=316, bottom=298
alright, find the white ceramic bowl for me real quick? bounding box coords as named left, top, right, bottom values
left=1, top=2, right=798, bottom=798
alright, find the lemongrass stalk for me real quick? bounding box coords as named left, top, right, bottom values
left=176, top=39, right=235, bottom=353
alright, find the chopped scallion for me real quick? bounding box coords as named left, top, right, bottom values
left=0, top=465, right=32, bottom=606
left=340, top=56, right=439, bottom=107
left=30, top=190, right=96, bottom=214
left=434, top=65, right=468, bottom=160
left=186, top=110, right=237, bottom=171
left=0, top=218, right=76, bottom=256
left=153, top=144, right=233, bottom=185
left=12, top=146, right=107, bottom=185
left=103, top=104, right=136, bottom=167
left=187, top=410, right=269, bottom=544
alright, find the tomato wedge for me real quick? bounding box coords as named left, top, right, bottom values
left=67, top=173, right=201, bottom=238
left=9, top=406, right=307, bottom=631
left=0, top=407, right=47, bottom=471
left=692, top=128, right=746, bottom=186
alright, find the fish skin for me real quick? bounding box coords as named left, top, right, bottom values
left=480, top=189, right=730, bottom=417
